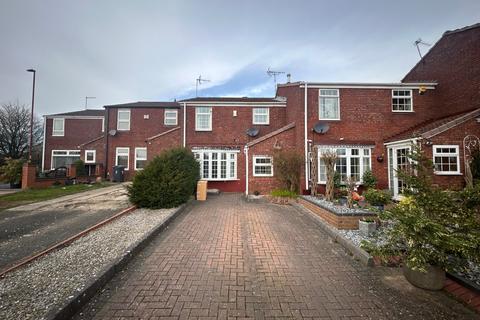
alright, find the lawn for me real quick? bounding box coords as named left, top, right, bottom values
left=0, top=183, right=113, bottom=210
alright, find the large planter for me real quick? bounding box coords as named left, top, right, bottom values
left=359, top=220, right=376, bottom=237
left=403, top=264, right=446, bottom=290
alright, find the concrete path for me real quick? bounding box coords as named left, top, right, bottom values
left=0, top=184, right=131, bottom=270
left=76, top=194, right=476, bottom=319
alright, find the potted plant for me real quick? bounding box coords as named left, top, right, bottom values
left=359, top=217, right=376, bottom=237
left=364, top=188, right=391, bottom=211
left=362, top=147, right=480, bottom=290
left=362, top=169, right=377, bottom=189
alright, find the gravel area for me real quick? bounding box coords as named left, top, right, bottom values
left=302, top=195, right=373, bottom=215
left=337, top=229, right=375, bottom=247
left=0, top=207, right=176, bottom=320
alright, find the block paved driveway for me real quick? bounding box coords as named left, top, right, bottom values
left=76, top=194, right=476, bottom=319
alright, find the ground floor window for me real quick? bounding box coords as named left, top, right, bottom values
left=85, top=150, right=96, bottom=163
left=318, top=146, right=372, bottom=183
left=115, top=147, right=129, bottom=170
left=51, top=150, right=80, bottom=169
left=193, top=149, right=238, bottom=180
left=433, top=145, right=460, bottom=174
left=135, top=147, right=147, bottom=170
left=253, top=156, right=273, bottom=177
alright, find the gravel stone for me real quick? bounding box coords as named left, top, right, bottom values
left=0, top=207, right=175, bottom=320
left=302, top=195, right=373, bottom=215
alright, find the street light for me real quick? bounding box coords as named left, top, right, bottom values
left=26, top=68, right=36, bottom=163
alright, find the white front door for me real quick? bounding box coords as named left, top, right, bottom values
left=389, top=145, right=412, bottom=198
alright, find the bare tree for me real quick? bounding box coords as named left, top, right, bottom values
left=321, top=150, right=337, bottom=202
left=0, top=102, right=43, bottom=161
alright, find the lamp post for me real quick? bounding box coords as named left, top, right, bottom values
left=26, top=69, right=36, bottom=163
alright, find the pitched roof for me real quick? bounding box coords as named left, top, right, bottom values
left=246, top=122, right=295, bottom=147
left=46, top=109, right=104, bottom=117
left=78, top=135, right=104, bottom=148
left=385, top=108, right=480, bottom=143
left=180, top=97, right=286, bottom=104
left=145, top=127, right=181, bottom=142
left=443, top=22, right=480, bottom=36
left=104, top=101, right=180, bottom=108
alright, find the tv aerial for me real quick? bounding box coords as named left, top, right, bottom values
left=414, top=38, right=431, bottom=59
left=85, top=96, right=96, bottom=109
left=267, top=67, right=285, bottom=84
left=195, top=75, right=210, bottom=97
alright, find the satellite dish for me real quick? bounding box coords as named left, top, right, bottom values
left=313, top=122, right=329, bottom=134
left=246, top=127, right=259, bottom=137
left=108, top=129, right=117, bottom=136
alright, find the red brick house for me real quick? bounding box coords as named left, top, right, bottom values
left=41, top=23, right=480, bottom=197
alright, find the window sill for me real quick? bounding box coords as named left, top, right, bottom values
left=318, top=118, right=341, bottom=121
left=434, top=172, right=462, bottom=176
left=392, top=110, right=414, bottom=113
left=253, top=175, right=274, bottom=178
left=252, top=123, right=269, bottom=126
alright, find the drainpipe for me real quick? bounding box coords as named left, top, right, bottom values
left=304, top=82, right=309, bottom=191
left=244, top=145, right=249, bottom=195
left=41, top=115, right=46, bottom=171
left=104, top=107, right=109, bottom=179
left=183, top=102, right=186, bottom=147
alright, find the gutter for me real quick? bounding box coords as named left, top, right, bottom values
left=41, top=116, right=46, bottom=171
left=183, top=102, right=186, bottom=147
left=304, top=82, right=309, bottom=190
left=244, top=146, right=249, bottom=195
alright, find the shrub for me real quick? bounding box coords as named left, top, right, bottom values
left=364, top=189, right=391, bottom=206
left=128, top=148, right=200, bottom=208
left=362, top=170, right=377, bottom=189
left=270, top=189, right=298, bottom=198
left=362, top=146, right=480, bottom=272
left=74, top=159, right=87, bottom=176
left=273, top=151, right=302, bottom=192
left=0, top=158, right=24, bottom=185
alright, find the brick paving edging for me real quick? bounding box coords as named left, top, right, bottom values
left=292, top=202, right=373, bottom=266
left=47, top=200, right=194, bottom=320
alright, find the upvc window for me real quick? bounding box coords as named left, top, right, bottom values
left=51, top=150, right=80, bottom=169
left=253, top=156, right=273, bottom=177
left=319, top=89, right=340, bottom=120
left=85, top=150, right=96, bottom=163
left=433, top=145, right=460, bottom=175
left=117, top=109, right=131, bottom=131
left=392, top=90, right=413, bottom=112
left=252, top=108, right=269, bottom=125
left=318, top=147, right=372, bottom=184
left=135, top=147, right=147, bottom=170
left=195, top=107, right=212, bottom=131
left=193, top=150, right=237, bottom=180
left=115, top=147, right=129, bottom=170
left=52, top=118, right=65, bottom=136
left=164, top=110, right=178, bottom=126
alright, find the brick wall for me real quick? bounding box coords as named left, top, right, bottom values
left=403, top=26, right=480, bottom=118
left=44, top=117, right=104, bottom=170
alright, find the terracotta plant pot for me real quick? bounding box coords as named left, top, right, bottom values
left=403, top=264, right=446, bottom=290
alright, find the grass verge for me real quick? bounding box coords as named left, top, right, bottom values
left=0, top=183, right=113, bottom=211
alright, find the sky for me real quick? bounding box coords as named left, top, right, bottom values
left=0, top=0, right=479, bottom=116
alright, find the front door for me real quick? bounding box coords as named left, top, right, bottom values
left=389, top=145, right=411, bottom=198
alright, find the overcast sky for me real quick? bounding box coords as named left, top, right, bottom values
left=1, top=0, right=479, bottom=116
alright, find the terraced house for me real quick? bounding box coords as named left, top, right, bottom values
left=42, top=23, right=480, bottom=197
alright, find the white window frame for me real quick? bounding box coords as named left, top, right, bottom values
left=164, top=110, right=178, bottom=126
left=319, top=89, right=340, bottom=120
left=433, top=145, right=461, bottom=175
left=85, top=150, right=96, bottom=163
left=134, top=147, right=147, bottom=171
left=195, top=107, right=212, bottom=131
left=392, top=89, right=413, bottom=112
left=52, top=118, right=65, bottom=136
left=317, top=147, right=372, bottom=184
left=117, top=109, right=131, bottom=131
left=192, top=149, right=238, bottom=181
left=51, top=150, right=80, bottom=169
left=253, top=156, right=273, bottom=177
left=115, top=147, right=130, bottom=170
left=252, top=108, right=270, bottom=125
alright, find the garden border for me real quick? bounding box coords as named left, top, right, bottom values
left=45, top=199, right=195, bottom=320
left=292, top=202, right=374, bottom=266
